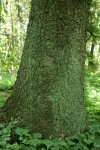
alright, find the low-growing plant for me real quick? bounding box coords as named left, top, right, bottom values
left=0, top=121, right=100, bottom=150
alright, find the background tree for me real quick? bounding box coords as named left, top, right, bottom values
left=1, top=0, right=92, bottom=138
left=86, top=0, right=100, bottom=69
left=0, top=0, right=30, bottom=72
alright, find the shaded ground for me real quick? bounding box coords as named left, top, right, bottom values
left=0, top=71, right=15, bottom=107
left=85, top=70, right=100, bottom=123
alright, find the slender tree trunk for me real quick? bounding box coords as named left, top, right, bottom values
left=90, top=41, right=94, bottom=57
left=88, top=38, right=95, bottom=68
left=1, top=0, right=91, bottom=138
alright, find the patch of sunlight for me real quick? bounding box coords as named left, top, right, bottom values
left=0, top=76, right=2, bottom=80
left=95, top=102, right=100, bottom=107
left=89, top=89, right=98, bottom=98
left=97, top=78, right=100, bottom=81
left=97, top=92, right=100, bottom=96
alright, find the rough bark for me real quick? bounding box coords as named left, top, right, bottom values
left=1, top=0, right=91, bottom=138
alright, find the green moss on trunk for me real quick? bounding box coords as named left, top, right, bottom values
left=1, top=0, right=91, bottom=138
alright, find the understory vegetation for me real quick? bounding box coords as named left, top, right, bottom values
left=0, top=120, right=100, bottom=150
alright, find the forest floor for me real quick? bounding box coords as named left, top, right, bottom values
left=85, top=69, right=100, bottom=124
left=0, top=69, right=100, bottom=124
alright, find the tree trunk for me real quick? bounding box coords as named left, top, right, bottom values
left=1, top=0, right=91, bottom=138
left=88, top=37, right=95, bottom=68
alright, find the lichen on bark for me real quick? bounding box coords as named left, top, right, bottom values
left=0, top=0, right=92, bottom=138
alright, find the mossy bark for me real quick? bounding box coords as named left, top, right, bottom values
left=1, top=0, right=91, bottom=138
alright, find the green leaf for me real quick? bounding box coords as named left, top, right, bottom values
left=2, top=128, right=11, bottom=134
left=33, top=133, right=42, bottom=139
left=25, top=146, right=36, bottom=150
left=58, top=141, right=67, bottom=147
left=66, top=140, right=75, bottom=146
left=43, top=139, right=53, bottom=149
left=15, top=127, right=29, bottom=136
left=10, top=143, right=19, bottom=150
left=51, top=146, right=60, bottom=150
left=94, top=138, right=100, bottom=148
left=0, top=124, right=5, bottom=129
left=19, top=144, right=24, bottom=150
left=84, top=138, right=92, bottom=144
left=0, top=140, right=7, bottom=146
left=29, top=139, right=41, bottom=147
left=22, top=138, right=30, bottom=145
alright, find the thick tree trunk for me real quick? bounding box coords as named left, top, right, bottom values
left=1, top=0, right=91, bottom=138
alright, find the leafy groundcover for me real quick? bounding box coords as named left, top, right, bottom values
left=0, top=121, right=100, bottom=150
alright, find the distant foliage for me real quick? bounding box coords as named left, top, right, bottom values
left=0, top=121, right=100, bottom=150
left=86, top=0, right=100, bottom=69
left=0, top=0, right=30, bottom=72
